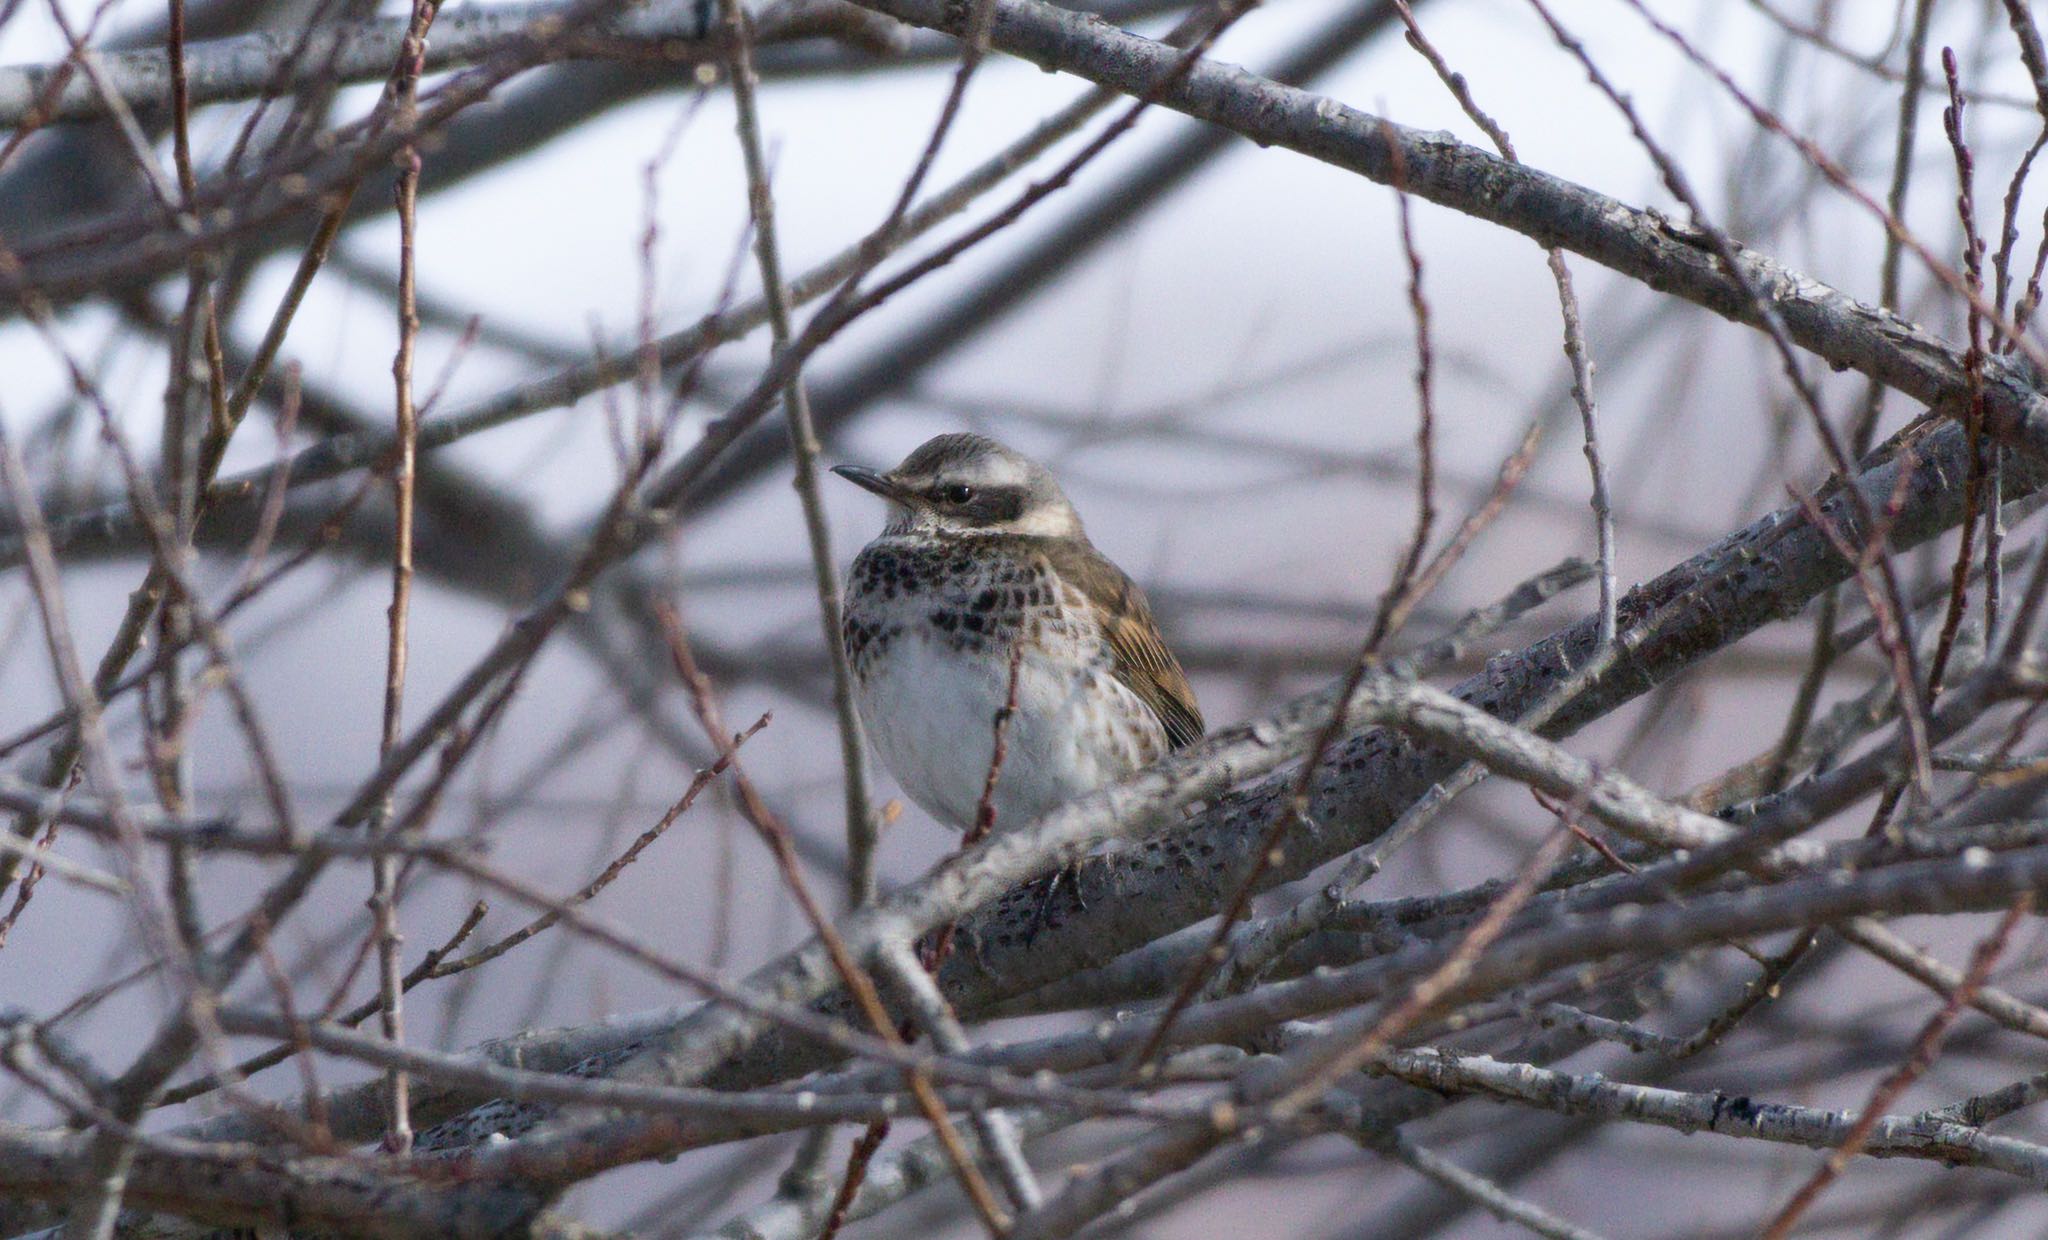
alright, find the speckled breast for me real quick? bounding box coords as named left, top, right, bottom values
left=842, top=535, right=1161, bottom=832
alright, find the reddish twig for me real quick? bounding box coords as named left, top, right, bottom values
left=428, top=714, right=767, bottom=980
left=1124, top=123, right=1446, bottom=1072
left=1268, top=819, right=1582, bottom=1117
left=1927, top=48, right=1991, bottom=699
left=818, top=1119, right=891, bottom=1240
left=1390, top=0, right=1613, bottom=645
left=1365, top=131, right=1439, bottom=653
left=1530, top=0, right=1934, bottom=787
left=365, top=0, right=445, bottom=1156
left=1759, top=896, right=2033, bottom=1240
left=156, top=896, right=491, bottom=1109
left=248, top=911, right=335, bottom=1147
left=924, top=642, right=1025, bottom=973
left=655, top=603, right=1010, bottom=1235
left=713, top=0, right=877, bottom=907
left=1789, top=466, right=1935, bottom=796
left=968, top=643, right=1026, bottom=849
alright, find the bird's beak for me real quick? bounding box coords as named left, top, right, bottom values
left=832, top=465, right=915, bottom=506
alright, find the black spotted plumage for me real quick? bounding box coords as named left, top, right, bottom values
left=836, top=433, right=1204, bottom=836
left=844, top=530, right=1203, bottom=753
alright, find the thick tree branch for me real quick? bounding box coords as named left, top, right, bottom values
left=844, top=0, right=2048, bottom=463
left=291, top=413, right=2046, bottom=1160
left=0, top=0, right=900, bottom=126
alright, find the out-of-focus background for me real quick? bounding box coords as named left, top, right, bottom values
left=5, top=0, right=2048, bottom=1234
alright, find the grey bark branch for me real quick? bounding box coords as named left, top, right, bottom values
left=81, top=776, right=2048, bottom=1227
left=0, top=65, right=1120, bottom=568
left=12, top=2, right=2048, bottom=1233
left=339, top=411, right=2048, bottom=1172
left=876, top=941, right=1044, bottom=1213
left=1373, top=1045, right=2048, bottom=1184
left=1380, top=1133, right=1612, bottom=1240
left=0, top=1120, right=553, bottom=1238
left=597, top=413, right=2040, bottom=1110
left=843, top=0, right=2048, bottom=464
left=172, top=406, right=2039, bottom=1174
left=668, top=0, right=1409, bottom=518
left=0, top=0, right=741, bottom=125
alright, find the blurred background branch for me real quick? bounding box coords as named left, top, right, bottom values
left=6, top=0, right=2048, bottom=1235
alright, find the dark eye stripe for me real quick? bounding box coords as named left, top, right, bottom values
left=923, top=482, right=1029, bottom=524
left=968, top=487, right=1027, bottom=523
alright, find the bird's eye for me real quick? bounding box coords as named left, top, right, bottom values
left=940, top=484, right=975, bottom=504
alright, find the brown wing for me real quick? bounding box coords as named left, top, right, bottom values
left=1044, top=539, right=1205, bottom=751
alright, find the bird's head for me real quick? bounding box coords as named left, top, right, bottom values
left=834, top=433, right=1083, bottom=539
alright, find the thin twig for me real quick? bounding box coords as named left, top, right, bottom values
left=1390, top=0, right=1613, bottom=645
left=1380, top=1133, right=1611, bottom=1240
left=656, top=605, right=1011, bottom=1235
left=1123, top=124, right=1442, bottom=1071
left=1927, top=47, right=1991, bottom=699
left=715, top=0, right=876, bottom=908
left=1759, top=896, right=2032, bottom=1239
left=366, top=0, right=445, bottom=1157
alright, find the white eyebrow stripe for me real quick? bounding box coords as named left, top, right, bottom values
left=1005, top=500, right=1081, bottom=538
left=963, top=453, right=1031, bottom=488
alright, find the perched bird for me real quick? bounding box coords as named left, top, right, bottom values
left=834, top=433, right=1203, bottom=845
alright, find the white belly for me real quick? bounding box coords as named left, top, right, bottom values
left=856, top=623, right=1163, bottom=836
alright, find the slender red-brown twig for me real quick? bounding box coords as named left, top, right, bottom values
left=1759, top=897, right=2032, bottom=1239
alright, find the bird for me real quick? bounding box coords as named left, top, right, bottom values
left=834, top=433, right=1204, bottom=850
